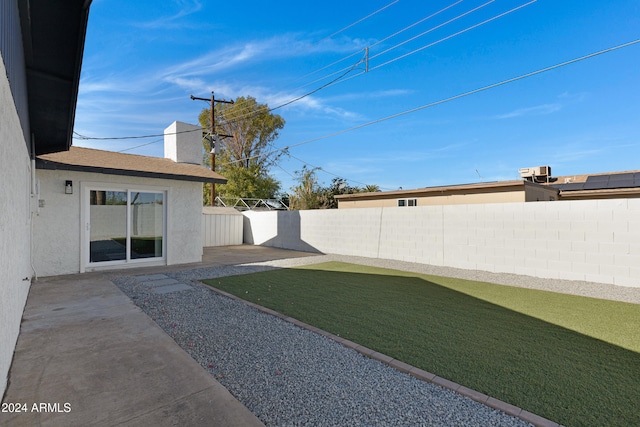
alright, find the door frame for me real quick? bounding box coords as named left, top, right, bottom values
left=80, top=181, right=168, bottom=272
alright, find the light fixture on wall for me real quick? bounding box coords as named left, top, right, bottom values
left=65, top=180, right=73, bottom=194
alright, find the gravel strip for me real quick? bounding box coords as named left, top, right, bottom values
left=112, top=255, right=553, bottom=427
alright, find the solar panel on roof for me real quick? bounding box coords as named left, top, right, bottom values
left=583, top=181, right=606, bottom=190
left=586, top=175, right=609, bottom=182
left=581, top=173, right=640, bottom=190
left=609, top=173, right=634, bottom=181
left=608, top=179, right=636, bottom=189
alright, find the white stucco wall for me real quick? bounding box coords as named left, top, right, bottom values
left=33, top=169, right=204, bottom=276
left=0, top=54, right=33, bottom=396
left=243, top=200, right=640, bottom=287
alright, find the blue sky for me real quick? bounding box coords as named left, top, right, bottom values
left=74, top=0, right=640, bottom=192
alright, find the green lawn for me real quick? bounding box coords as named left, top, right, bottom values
left=203, top=262, right=640, bottom=427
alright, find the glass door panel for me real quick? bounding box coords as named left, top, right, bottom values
left=89, top=190, right=127, bottom=262
left=130, top=192, right=164, bottom=259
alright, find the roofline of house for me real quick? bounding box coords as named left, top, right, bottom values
left=20, top=0, right=93, bottom=156
left=552, top=169, right=640, bottom=185
left=557, top=188, right=640, bottom=200
left=36, top=159, right=227, bottom=184
left=335, top=180, right=554, bottom=201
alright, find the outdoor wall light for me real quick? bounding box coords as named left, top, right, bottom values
left=65, top=180, right=73, bottom=194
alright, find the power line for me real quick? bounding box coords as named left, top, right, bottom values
left=290, top=0, right=465, bottom=92
left=219, top=38, right=640, bottom=166
left=74, top=1, right=522, bottom=143
left=290, top=0, right=533, bottom=93
left=370, top=0, right=537, bottom=71
left=72, top=126, right=203, bottom=141
left=117, top=138, right=163, bottom=152
left=287, top=153, right=391, bottom=190
left=74, top=1, right=394, bottom=143
left=223, top=0, right=469, bottom=119
left=220, top=0, right=513, bottom=125
left=71, top=61, right=361, bottom=144
left=367, top=0, right=463, bottom=52
left=212, top=60, right=363, bottom=128
left=310, top=0, right=401, bottom=48
left=369, top=0, right=496, bottom=62
left=332, top=0, right=536, bottom=88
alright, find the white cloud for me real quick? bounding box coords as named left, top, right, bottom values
left=495, top=103, right=562, bottom=119
left=159, top=32, right=369, bottom=82
left=163, top=76, right=205, bottom=91
left=136, top=0, right=203, bottom=29
left=78, top=80, right=119, bottom=94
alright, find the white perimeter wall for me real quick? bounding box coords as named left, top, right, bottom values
left=33, top=169, right=204, bottom=276
left=243, top=199, right=640, bottom=287
left=0, top=55, right=33, bottom=396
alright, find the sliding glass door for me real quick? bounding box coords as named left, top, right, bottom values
left=87, top=187, right=165, bottom=266
left=89, top=190, right=128, bottom=262
left=130, top=191, right=164, bottom=259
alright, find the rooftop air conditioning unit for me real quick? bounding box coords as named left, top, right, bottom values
left=519, top=166, right=551, bottom=179
left=535, top=166, right=551, bottom=177
left=519, top=167, right=535, bottom=178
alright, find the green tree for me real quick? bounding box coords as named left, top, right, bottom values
left=199, top=96, right=285, bottom=202
left=289, top=171, right=381, bottom=210
left=362, top=184, right=381, bottom=193
left=320, top=178, right=382, bottom=209
left=289, top=167, right=324, bottom=210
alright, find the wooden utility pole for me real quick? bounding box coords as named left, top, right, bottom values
left=190, top=91, right=234, bottom=206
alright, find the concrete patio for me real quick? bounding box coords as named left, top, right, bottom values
left=0, top=246, right=319, bottom=427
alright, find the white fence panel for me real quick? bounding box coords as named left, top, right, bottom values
left=202, top=208, right=243, bottom=247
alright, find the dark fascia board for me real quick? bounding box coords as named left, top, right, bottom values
left=36, top=159, right=228, bottom=184
left=19, top=0, right=92, bottom=156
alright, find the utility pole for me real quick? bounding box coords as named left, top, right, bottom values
left=190, top=91, right=234, bottom=206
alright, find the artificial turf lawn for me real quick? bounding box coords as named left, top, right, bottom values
left=203, top=262, right=640, bottom=427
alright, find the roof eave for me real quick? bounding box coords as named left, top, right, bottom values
left=36, top=159, right=228, bottom=184
left=19, top=0, right=92, bottom=156
left=559, top=188, right=640, bottom=200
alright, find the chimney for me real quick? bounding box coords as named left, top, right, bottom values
left=164, top=121, right=203, bottom=164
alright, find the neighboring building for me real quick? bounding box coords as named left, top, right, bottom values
left=336, top=166, right=640, bottom=209
left=1, top=0, right=91, bottom=396
left=335, top=180, right=558, bottom=209
left=34, top=123, right=226, bottom=276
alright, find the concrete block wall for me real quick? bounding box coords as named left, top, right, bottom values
left=243, top=199, right=639, bottom=287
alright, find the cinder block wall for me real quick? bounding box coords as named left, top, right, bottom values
left=243, top=199, right=639, bottom=287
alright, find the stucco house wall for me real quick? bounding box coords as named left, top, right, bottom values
left=338, top=190, right=528, bottom=208
left=337, top=181, right=558, bottom=209
left=33, top=169, right=204, bottom=276
left=0, top=50, right=33, bottom=397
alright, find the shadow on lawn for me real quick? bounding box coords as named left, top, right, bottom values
left=206, top=266, right=640, bottom=427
